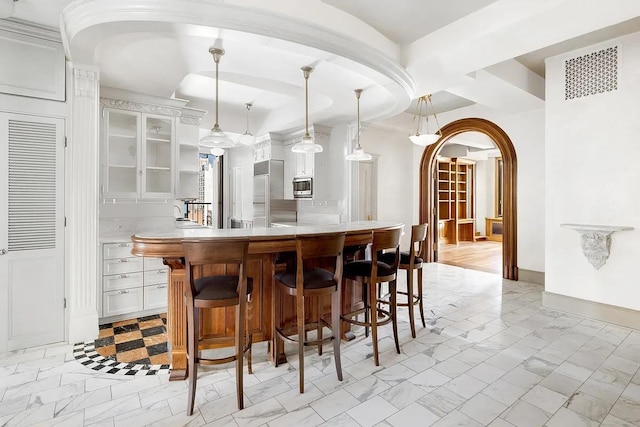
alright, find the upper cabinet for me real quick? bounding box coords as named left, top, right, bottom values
left=0, top=23, right=65, bottom=101
left=99, top=90, right=206, bottom=200
left=175, top=108, right=206, bottom=200
left=101, top=108, right=174, bottom=199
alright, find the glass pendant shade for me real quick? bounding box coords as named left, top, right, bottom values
left=200, top=125, right=235, bottom=148
left=291, top=66, right=323, bottom=153
left=409, top=94, right=442, bottom=147
left=210, top=147, right=225, bottom=156
left=409, top=133, right=440, bottom=147
left=200, top=47, right=236, bottom=149
left=292, top=134, right=323, bottom=153
left=346, top=89, right=372, bottom=161
left=346, top=145, right=372, bottom=161
left=238, top=103, right=256, bottom=146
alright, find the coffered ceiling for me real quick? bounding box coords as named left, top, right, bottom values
left=7, top=0, right=640, bottom=137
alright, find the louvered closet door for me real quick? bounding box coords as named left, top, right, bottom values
left=0, top=113, right=65, bottom=352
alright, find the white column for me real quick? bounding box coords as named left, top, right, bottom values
left=67, top=63, right=100, bottom=343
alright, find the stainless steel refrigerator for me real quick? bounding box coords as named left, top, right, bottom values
left=252, top=160, right=297, bottom=227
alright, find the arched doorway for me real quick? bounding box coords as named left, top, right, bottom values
left=419, top=118, right=518, bottom=280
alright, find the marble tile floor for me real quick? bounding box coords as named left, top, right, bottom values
left=1, top=263, right=640, bottom=426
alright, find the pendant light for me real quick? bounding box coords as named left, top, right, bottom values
left=210, top=147, right=225, bottom=156
left=409, top=94, right=442, bottom=146
left=346, top=89, right=372, bottom=161
left=291, top=66, right=323, bottom=153
left=200, top=47, right=236, bottom=149
left=238, top=103, right=256, bottom=146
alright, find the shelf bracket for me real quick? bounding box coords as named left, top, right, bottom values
left=561, top=224, right=633, bottom=270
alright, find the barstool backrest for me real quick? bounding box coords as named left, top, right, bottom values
left=296, top=232, right=346, bottom=285
left=410, top=223, right=428, bottom=259
left=183, top=238, right=250, bottom=298
left=371, top=227, right=402, bottom=271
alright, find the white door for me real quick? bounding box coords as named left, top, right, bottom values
left=349, top=158, right=377, bottom=221
left=0, top=113, right=65, bottom=352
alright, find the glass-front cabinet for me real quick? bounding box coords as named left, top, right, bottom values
left=102, top=108, right=174, bottom=199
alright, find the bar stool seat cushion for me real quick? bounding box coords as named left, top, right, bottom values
left=194, top=276, right=253, bottom=301
left=379, top=251, right=423, bottom=266
left=344, top=260, right=395, bottom=278
left=275, top=268, right=337, bottom=290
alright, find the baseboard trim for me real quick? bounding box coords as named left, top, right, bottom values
left=518, top=269, right=545, bottom=285
left=542, top=291, right=640, bottom=330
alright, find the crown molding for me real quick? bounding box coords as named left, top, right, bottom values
left=61, top=0, right=414, bottom=103
left=0, top=18, right=62, bottom=43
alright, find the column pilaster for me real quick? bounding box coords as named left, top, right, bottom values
left=67, top=63, right=100, bottom=344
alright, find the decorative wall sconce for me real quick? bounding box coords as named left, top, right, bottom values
left=561, top=223, right=633, bottom=269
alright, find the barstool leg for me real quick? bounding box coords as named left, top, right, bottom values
left=407, top=269, right=416, bottom=338
left=390, top=279, right=400, bottom=354
left=418, top=268, right=426, bottom=328
left=363, top=283, right=370, bottom=338
left=247, top=295, right=253, bottom=374
left=317, top=295, right=323, bottom=356
left=370, top=281, right=380, bottom=366
left=331, top=286, right=343, bottom=382
left=297, top=292, right=306, bottom=394
left=235, top=299, right=245, bottom=410
left=186, top=304, right=198, bottom=416
left=273, top=284, right=282, bottom=368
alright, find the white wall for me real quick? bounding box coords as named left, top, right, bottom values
left=360, top=124, right=416, bottom=249
left=545, top=32, right=640, bottom=311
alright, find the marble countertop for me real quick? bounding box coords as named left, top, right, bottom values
left=132, top=220, right=403, bottom=241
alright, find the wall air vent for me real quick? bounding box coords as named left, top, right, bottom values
left=565, top=46, right=617, bottom=100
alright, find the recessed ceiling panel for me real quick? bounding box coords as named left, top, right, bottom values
left=322, top=0, right=500, bottom=44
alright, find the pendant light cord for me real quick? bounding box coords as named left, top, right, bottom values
left=245, top=103, right=252, bottom=134
left=210, top=47, right=225, bottom=131
left=355, top=89, right=363, bottom=149
left=301, top=66, right=313, bottom=138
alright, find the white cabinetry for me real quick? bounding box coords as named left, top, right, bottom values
left=175, top=108, right=206, bottom=200
left=101, top=108, right=174, bottom=199
left=100, top=242, right=167, bottom=321
left=294, top=152, right=314, bottom=177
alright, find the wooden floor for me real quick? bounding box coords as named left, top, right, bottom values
left=437, top=240, right=502, bottom=275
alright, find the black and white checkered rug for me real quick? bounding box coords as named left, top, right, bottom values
left=72, top=342, right=171, bottom=376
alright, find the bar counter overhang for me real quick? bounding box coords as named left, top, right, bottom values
left=131, top=220, right=404, bottom=380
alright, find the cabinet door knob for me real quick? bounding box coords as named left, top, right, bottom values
left=0, top=248, right=6, bottom=256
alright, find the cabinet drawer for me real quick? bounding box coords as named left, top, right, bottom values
left=103, top=257, right=143, bottom=275
left=103, top=287, right=143, bottom=317
left=144, top=268, right=168, bottom=285
left=144, top=284, right=168, bottom=311
left=103, top=272, right=143, bottom=292
left=143, top=257, right=165, bottom=270
left=103, top=242, right=134, bottom=259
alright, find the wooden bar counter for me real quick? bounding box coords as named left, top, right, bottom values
left=131, top=220, right=403, bottom=380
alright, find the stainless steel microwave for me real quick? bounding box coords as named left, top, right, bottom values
left=293, top=177, right=313, bottom=198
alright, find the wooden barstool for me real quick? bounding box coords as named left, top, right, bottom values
left=274, top=232, right=346, bottom=393
left=183, top=238, right=253, bottom=415
left=341, top=227, right=402, bottom=366
left=380, top=223, right=427, bottom=338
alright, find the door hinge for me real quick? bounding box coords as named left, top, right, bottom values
left=64, top=217, right=67, bottom=227
left=64, top=298, right=67, bottom=309
left=64, top=136, right=67, bottom=148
